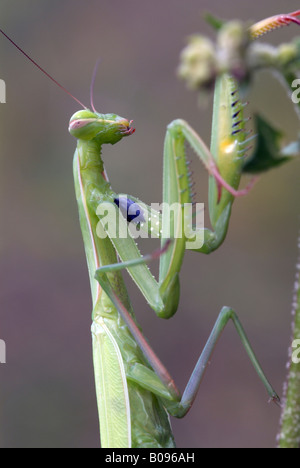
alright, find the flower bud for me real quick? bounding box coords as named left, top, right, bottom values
left=178, top=35, right=217, bottom=89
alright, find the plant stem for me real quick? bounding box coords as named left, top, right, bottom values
left=278, top=236, right=300, bottom=448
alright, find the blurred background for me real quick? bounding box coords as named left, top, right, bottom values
left=1, top=0, right=300, bottom=448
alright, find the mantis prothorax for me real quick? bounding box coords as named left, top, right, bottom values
left=2, top=9, right=299, bottom=448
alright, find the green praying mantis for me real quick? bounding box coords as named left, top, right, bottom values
left=2, top=9, right=300, bottom=448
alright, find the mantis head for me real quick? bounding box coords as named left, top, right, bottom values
left=69, top=110, right=135, bottom=144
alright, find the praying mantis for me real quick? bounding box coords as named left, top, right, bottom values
left=1, top=9, right=300, bottom=448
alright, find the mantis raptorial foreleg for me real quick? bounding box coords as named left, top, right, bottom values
left=94, top=73, right=254, bottom=319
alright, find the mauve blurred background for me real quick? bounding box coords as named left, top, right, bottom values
left=1, top=0, right=300, bottom=448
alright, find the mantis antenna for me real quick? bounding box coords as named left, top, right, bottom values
left=90, top=58, right=102, bottom=113
left=0, top=28, right=88, bottom=110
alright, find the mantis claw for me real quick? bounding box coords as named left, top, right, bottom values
left=269, top=394, right=282, bottom=408
left=211, top=163, right=259, bottom=202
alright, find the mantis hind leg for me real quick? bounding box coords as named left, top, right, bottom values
left=96, top=271, right=280, bottom=418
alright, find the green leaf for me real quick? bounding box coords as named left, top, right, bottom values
left=204, top=12, right=224, bottom=31
left=242, top=114, right=294, bottom=174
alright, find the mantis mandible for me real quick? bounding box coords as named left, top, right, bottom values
left=2, top=9, right=299, bottom=448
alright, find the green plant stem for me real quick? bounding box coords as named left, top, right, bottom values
left=278, top=236, right=300, bottom=448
